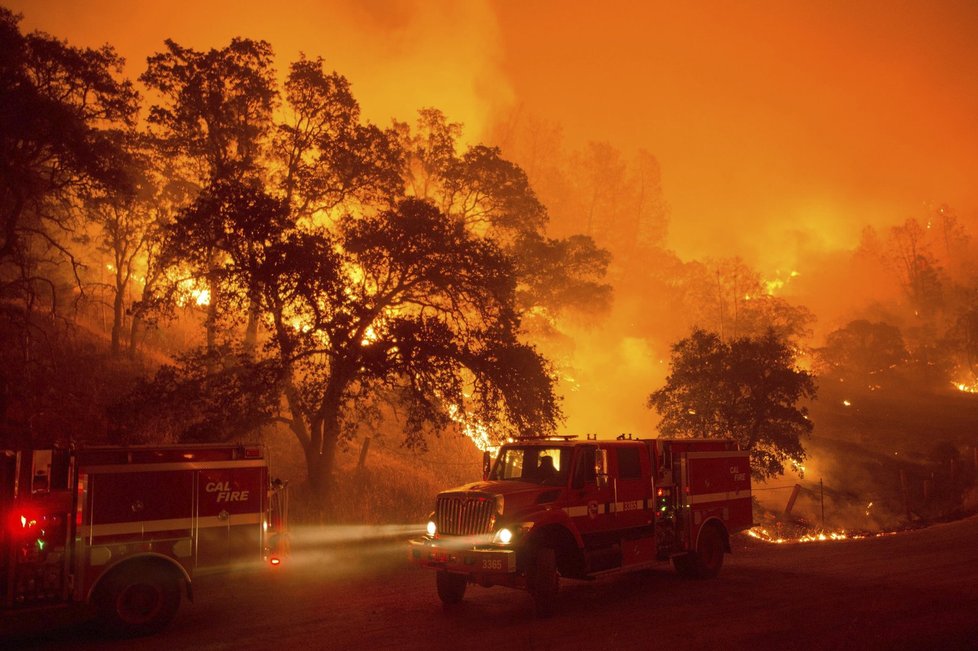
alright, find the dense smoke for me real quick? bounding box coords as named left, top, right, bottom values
left=9, top=0, right=512, bottom=137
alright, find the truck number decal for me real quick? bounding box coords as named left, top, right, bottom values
left=482, top=559, right=503, bottom=570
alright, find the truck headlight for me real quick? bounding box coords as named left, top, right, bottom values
left=493, top=527, right=513, bottom=545
left=426, top=520, right=437, bottom=537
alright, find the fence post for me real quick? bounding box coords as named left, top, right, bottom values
left=357, top=437, right=371, bottom=470
left=784, top=483, right=801, bottom=516
left=820, top=478, right=824, bottom=528
left=900, top=468, right=911, bottom=522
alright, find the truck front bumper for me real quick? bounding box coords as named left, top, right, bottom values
left=408, top=537, right=516, bottom=574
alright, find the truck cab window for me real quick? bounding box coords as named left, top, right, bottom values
left=572, top=447, right=596, bottom=489
left=492, top=447, right=569, bottom=485
left=617, top=447, right=642, bottom=480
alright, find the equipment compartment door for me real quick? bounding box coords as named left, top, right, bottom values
left=685, top=451, right=753, bottom=537
left=195, top=464, right=266, bottom=569
left=86, top=469, right=194, bottom=545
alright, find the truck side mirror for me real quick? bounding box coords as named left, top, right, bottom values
left=595, top=449, right=609, bottom=489
left=482, top=450, right=492, bottom=481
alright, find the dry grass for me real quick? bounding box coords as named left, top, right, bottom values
left=260, top=426, right=484, bottom=525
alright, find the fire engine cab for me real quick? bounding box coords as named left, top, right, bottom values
left=409, top=436, right=752, bottom=615
left=1, top=444, right=288, bottom=636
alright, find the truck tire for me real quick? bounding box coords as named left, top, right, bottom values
left=675, top=524, right=724, bottom=579
left=528, top=546, right=559, bottom=617
left=95, top=563, right=181, bottom=637
left=436, top=570, right=467, bottom=605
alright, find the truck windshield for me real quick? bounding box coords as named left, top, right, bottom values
left=491, top=446, right=571, bottom=485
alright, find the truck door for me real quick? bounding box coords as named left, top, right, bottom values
left=195, top=465, right=266, bottom=569
left=612, top=444, right=653, bottom=532
left=567, top=445, right=616, bottom=542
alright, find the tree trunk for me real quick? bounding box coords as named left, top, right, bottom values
left=110, top=284, right=125, bottom=357
left=243, top=299, right=260, bottom=359
left=127, top=314, right=142, bottom=359
left=206, top=297, right=219, bottom=355
left=302, top=442, right=328, bottom=520
left=314, top=406, right=342, bottom=512
left=205, top=269, right=222, bottom=373
left=205, top=253, right=223, bottom=360
left=298, top=380, right=346, bottom=519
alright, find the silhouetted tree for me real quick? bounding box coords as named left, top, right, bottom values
left=140, top=37, right=277, bottom=184
left=817, top=320, right=907, bottom=384
left=110, top=345, right=282, bottom=445
left=83, top=132, right=166, bottom=356
left=0, top=9, right=138, bottom=449
left=395, top=109, right=612, bottom=325
left=141, top=37, right=278, bottom=353
left=396, top=107, right=462, bottom=201
left=158, top=178, right=291, bottom=355
left=649, top=328, right=815, bottom=479
left=679, top=258, right=814, bottom=342
left=512, top=232, right=611, bottom=320
left=254, top=197, right=560, bottom=503
left=126, top=185, right=561, bottom=509
left=0, top=8, right=138, bottom=306
left=274, top=56, right=403, bottom=218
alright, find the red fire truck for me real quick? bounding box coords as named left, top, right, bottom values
left=1, top=443, right=288, bottom=636
left=410, top=435, right=752, bottom=615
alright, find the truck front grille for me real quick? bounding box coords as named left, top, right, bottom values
left=436, top=493, right=495, bottom=536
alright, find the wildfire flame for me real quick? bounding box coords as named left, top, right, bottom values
left=747, top=527, right=851, bottom=544
left=953, top=380, right=978, bottom=393
left=746, top=525, right=892, bottom=544
left=172, top=276, right=212, bottom=307
left=446, top=403, right=497, bottom=455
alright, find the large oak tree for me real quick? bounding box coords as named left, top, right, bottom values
left=648, top=328, right=815, bottom=479
left=127, top=182, right=560, bottom=507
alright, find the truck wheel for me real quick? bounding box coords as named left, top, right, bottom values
left=694, top=524, right=725, bottom=578
left=436, top=571, right=467, bottom=606
left=674, top=524, right=725, bottom=579
left=529, top=546, right=559, bottom=617
left=95, top=564, right=181, bottom=637
left=693, top=524, right=726, bottom=579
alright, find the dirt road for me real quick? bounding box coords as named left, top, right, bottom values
left=7, top=515, right=978, bottom=650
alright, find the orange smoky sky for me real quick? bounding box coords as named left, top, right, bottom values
left=7, top=0, right=978, bottom=436
left=494, top=1, right=978, bottom=268
left=10, top=0, right=978, bottom=268
left=7, top=0, right=513, bottom=146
